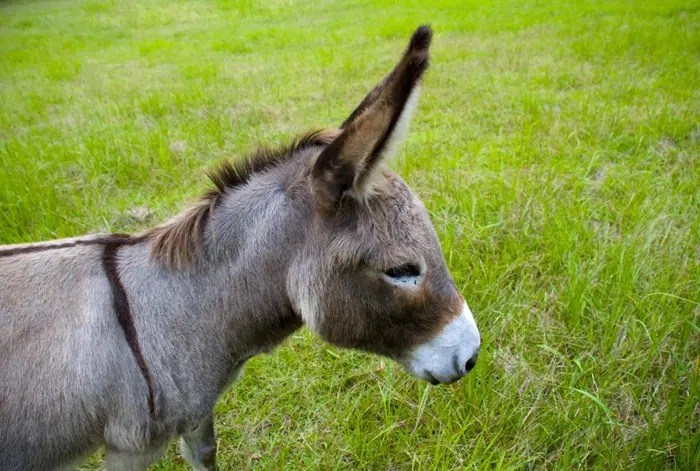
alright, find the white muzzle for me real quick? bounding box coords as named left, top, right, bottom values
left=405, top=301, right=481, bottom=384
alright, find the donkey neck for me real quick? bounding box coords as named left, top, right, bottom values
left=118, top=165, right=310, bottom=413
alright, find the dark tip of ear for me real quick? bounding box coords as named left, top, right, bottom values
left=409, top=25, right=433, bottom=52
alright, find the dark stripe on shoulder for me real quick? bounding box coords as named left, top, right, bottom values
left=0, top=234, right=141, bottom=257
left=102, top=240, right=157, bottom=418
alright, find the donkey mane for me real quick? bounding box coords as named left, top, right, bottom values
left=146, top=128, right=341, bottom=270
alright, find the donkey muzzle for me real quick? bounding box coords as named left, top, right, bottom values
left=406, top=302, right=481, bottom=384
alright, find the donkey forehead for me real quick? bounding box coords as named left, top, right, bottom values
left=320, top=168, right=439, bottom=262
left=365, top=171, right=432, bottom=237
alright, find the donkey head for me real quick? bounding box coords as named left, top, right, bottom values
left=288, top=26, right=480, bottom=384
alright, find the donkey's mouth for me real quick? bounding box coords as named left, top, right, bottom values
left=421, top=369, right=465, bottom=385
left=424, top=371, right=441, bottom=385
left=396, top=355, right=472, bottom=385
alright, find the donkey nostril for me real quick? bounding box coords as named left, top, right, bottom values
left=464, top=354, right=478, bottom=373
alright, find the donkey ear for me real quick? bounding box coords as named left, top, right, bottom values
left=311, top=25, right=432, bottom=211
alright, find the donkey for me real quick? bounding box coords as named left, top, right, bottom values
left=0, top=26, right=480, bottom=470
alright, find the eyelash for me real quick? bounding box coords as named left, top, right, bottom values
left=384, top=263, right=422, bottom=279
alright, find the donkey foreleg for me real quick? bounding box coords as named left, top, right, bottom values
left=104, top=445, right=166, bottom=471
left=180, top=412, right=217, bottom=471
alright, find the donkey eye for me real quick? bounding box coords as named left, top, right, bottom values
left=384, top=263, right=422, bottom=279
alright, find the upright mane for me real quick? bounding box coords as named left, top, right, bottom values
left=145, top=129, right=340, bottom=270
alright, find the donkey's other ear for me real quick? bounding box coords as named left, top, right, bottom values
left=312, top=25, right=432, bottom=212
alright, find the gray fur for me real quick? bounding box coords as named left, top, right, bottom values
left=0, top=164, right=307, bottom=470
left=0, top=25, right=480, bottom=470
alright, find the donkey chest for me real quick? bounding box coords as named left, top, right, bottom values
left=162, top=363, right=245, bottom=438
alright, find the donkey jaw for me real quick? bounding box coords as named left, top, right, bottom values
left=405, top=302, right=481, bottom=384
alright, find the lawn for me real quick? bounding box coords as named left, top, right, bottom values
left=1, top=0, right=698, bottom=469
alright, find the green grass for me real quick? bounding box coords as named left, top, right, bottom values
left=1, top=0, right=699, bottom=469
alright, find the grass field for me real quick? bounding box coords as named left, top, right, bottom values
left=1, top=0, right=699, bottom=469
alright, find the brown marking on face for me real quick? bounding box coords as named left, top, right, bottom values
left=297, top=171, right=465, bottom=358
